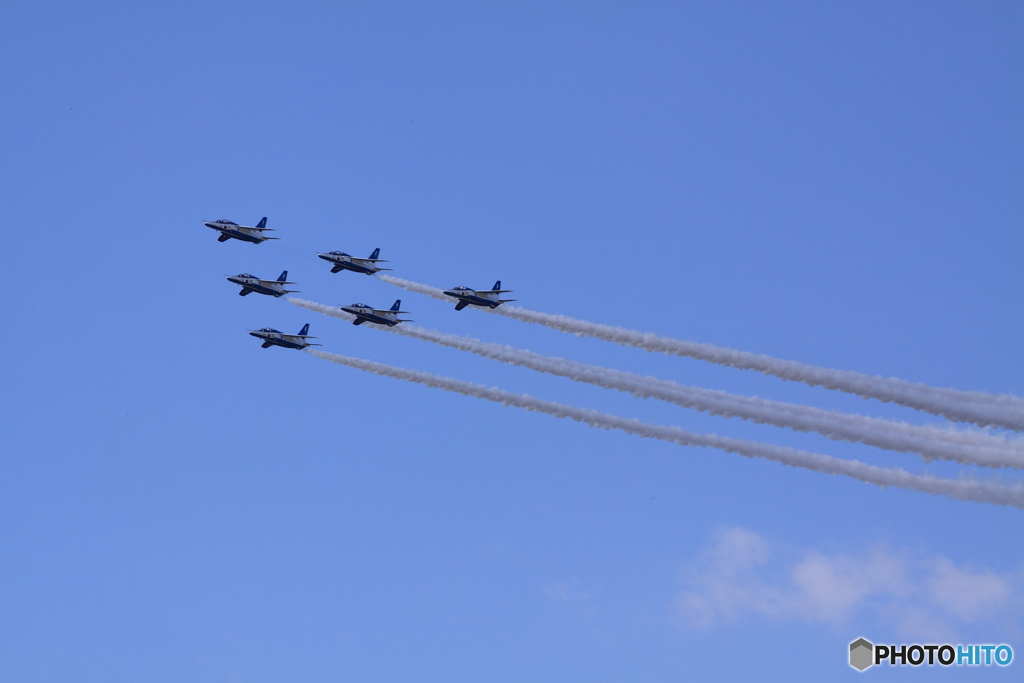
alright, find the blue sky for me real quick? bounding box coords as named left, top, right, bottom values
left=1, top=2, right=1022, bottom=680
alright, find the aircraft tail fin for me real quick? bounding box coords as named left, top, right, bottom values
left=390, top=299, right=401, bottom=312
left=256, top=217, right=268, bottom=229
left=298, top=323, right=310, bottom=336
left=277, top=270, right=288, bottom=282
left=492, top=280, right=501, bottom=291
left=369, top=248, right=380, bottom=260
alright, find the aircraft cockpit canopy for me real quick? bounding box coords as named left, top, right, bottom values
left=260, top=327, right=281, bottom=333
left=451, top=286, right=470, bottom=291
left=329, top=251, right=349, bottom=256
left=216, top=219, right=237, bottom=225
left=351, top=303, right=370, bottom=308
left=237, top=273, right=256, bottom=279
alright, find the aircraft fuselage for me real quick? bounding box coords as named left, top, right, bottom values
left=205, top=219, right=273, bottom=244
left=248, top=331, right=307, bottom=349
left=444, top=291, right=503, bottom=309
left=340, top=306, right=401, bottom=326
left=318, top=253, right=381, bottom=275
left=228, top=276, right=287, bottom=297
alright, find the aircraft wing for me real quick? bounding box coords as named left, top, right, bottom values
left=477, top=289, right=513, bottom=294
left=371, top=308, right=410, bottom=315
left=350, top=257, right=389, bottom=264
left=257, top=279, right=297, bottom=285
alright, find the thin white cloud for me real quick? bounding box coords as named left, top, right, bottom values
left=675, top=527, right=1020, bottom=639
left=926, top=558, right=1011, bottom=622
left=544, top=580, right=594, bottom=604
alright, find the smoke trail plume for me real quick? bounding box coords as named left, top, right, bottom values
left=306, top=348, right=1024, bottom=509
left=289, top=297, right=1024, bottom=469
left=375, top=275, right=1024, bottom=430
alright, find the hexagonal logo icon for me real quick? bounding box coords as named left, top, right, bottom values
left=850, top=638, right=874, bottom=671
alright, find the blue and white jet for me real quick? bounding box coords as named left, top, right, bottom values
left=227, top=271, right=298, bottom=298
left=317, top=247, right=390, bottom=275
left=248, top=323, right=320, bottom=350
left=340, top=300, right=411, bottom=327
left=204, top=217, right=277, bottom=244
left=443, top=281, right=515, bottom=311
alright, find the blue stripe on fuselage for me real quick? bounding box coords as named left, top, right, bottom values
left=348, top=313, right=398, bottom=326
left=232, top=282, right=283, bottom=297
left=358, top=314, right=398, bottom=326
left=249, top=332, right=307, bottom=349
left=449, top=295, right=500, bottom=308
left=210, top=225, right=264, bottom=243
left=320, top=256, right=376, bottom=274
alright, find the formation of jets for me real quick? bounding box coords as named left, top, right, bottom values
left=203, top=216, right=514, bottom=349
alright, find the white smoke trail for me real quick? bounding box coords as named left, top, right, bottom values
left=375, top=275, right=1024, bottom=430
left=306, top=348, right=1024, bottom=509
left=289, top=297, right=1024, bottom=469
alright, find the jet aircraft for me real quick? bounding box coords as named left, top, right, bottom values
left=317, top=247, right=390, bottom=275
left=340, top=300, right=411, bottom=326
left=443, top=281, right=515, bottom=311
left=248, top=323, right=320, bottom=350
left=205, top=217, right=277, bottom=244
left=227, top=271, right=298, bottom=298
